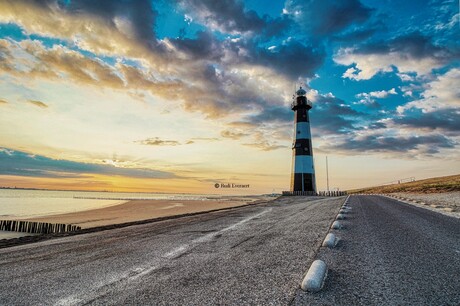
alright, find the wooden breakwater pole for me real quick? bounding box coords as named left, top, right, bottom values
left=0, top=220, right=81, bottom=235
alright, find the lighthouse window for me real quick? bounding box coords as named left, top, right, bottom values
left=297, top=130, right=301, bottom=134
left=295, top=143, right=301, bottom=148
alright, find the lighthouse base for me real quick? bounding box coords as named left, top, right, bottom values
left=291, top=173, right=315, bottom=192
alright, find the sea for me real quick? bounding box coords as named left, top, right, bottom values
left=0, top=189, right=233, bottom=219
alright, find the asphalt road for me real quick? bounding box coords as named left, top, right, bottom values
left=294, top=195, right=460, bottom=306
left=0, top=196, right=343, bottom=305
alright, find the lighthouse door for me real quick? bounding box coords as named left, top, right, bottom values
left=302, top=174, right=314, bottom=191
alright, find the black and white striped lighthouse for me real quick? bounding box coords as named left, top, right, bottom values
left=290, top=87, right=316, bottom=193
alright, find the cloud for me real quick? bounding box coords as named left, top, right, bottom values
left=309, top=91, right=363, bottom=134
left=325, top=133, right=456, bottom=155
left=355, top=88, right=397, bottom=105
left=0, top=37, right=286, bottom=122
left=175, top=0, right=293, bottom=38
left=0, top=99, right=8, bottom=105
left=170, top=31, right=224, bottom=61
left=190, top=137, right=220, bottom=142
left=0, top=39, right=124, bottom=87
left=0, top=39, right=190, bottom=106
left=335, top=32, right=459, bottom=80
left=243, top=142, right=286, bottom=151
left=243, top=131, right=287, bottom=151
left=391, top=68, right=460, bottom=135
left=0, top=1, right=326, bottom=125
left=249, top=40, right=325, bottom=80
left=135, top=137, right=181, bottom=146
left=244, top=105, right=293, bottom=124
left=0, top=0, right=160, bottom=60
left=331, top=27, right=378, bottom=43
left=357, top=88, right=397, bottom=99
left=220, top=130, right=249, bottom=140
left=393, top=108, right=460, bottom=132
left=284, top=0, right=373, bottom=36
left=66, top=0, right=157, bottom=45
left=0, top=148, right=177, bottom=179
left=396, top=68, right=460, bottom=113
left=28, top=100, right=48, bottom=108
left=135, top=136, right=220, bottom=146
left=175, top=0, right=266, bottom=34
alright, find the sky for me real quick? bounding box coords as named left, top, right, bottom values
left=0, top=0, right=459, bottom=194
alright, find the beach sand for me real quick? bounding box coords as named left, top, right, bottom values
left=24, top=197, right=273, bottom=229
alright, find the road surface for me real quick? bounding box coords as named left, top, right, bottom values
left=0, top=196, right=342, bottom=305
left=2, top=195, right=458, bottom=305
left=294, top=195, right=460, bottom=305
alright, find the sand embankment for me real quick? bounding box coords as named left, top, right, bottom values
left=24, top=197, right=272, bottom=229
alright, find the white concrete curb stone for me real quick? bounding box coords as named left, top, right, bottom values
left=336, top=214, right=345, bottom=220
left=322, top=233, right=337, bottom=248
left=331, top=221, right=342, bottom=229
left=301, top=260, right=328, bottom=292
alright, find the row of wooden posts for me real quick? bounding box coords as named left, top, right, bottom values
left=282, top=190, right=347, bottom=196
left=0, top=220, right=81, bottom=235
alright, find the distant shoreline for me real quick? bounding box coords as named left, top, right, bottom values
left=0, top=186, right=266, bottom=196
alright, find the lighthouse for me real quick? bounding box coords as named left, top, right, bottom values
left=290, top=86, right=316, bottom=193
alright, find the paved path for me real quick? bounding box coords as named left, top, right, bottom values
left=0, top=197, right=343, bottom=305
left=294, top=195, right=460, bottom=305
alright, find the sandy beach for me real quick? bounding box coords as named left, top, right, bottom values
left=23, top=196, right=273, bottom=229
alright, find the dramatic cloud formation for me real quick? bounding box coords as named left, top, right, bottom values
left=0, top=0, right=458, bottom=191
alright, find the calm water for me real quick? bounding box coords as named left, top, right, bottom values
left=0, top=189, right=231, bottom=219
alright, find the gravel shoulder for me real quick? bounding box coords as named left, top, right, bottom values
left=390, top=191, right=460, bottom=218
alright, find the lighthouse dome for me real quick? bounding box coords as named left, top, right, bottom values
left=296, top=87, right=306, bottom=96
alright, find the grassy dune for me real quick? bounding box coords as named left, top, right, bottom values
left=348, top=174, right=460, bottom=194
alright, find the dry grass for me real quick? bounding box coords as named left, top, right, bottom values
left=348, top=174, right=460, bottom=194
